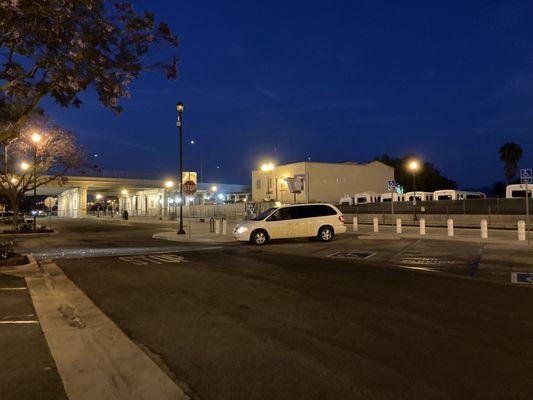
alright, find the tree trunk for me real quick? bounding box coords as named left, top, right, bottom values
left=8, top=193, right=21, bottom=231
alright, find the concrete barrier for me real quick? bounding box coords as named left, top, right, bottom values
left=419, top=218, right=426, bottom=235
left=396, top=218, right=402, bottom=234
left=373, top=217, right=379, bottom=233
left=447, top=219, right=454, bottom=237
left=481, top=219, right=488, bottom=239
left=518, top=220, right=526, bottom=241
left=353, top=217, right=358, bottom=232
left=215, top=219, right=221, bottom=234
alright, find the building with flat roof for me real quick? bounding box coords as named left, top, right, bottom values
left=251, top=161, right=394, bottom=204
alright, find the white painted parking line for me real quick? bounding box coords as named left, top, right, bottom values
left=0, top=320, right=39, bottom=324
left=0, top=287, right=27, bottom=291
left=392, top=264, right=442, bottom=273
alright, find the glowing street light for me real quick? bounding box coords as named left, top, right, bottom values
left=10, top=177, right=17, bottom=184
left=96, top=194, right=103, bottom=200
left=31, top=132, right=42, bottom=144
left=211, top=185, right=218, bottom=192
left=408, top=159, right=420, bottom=207
left=121, top=189, right=128, bottom=195
left=164, top=180, right=174, bottom=189
left=260, top=162, right=274, bottom=172
left=20, top=162, right=30, bottom=171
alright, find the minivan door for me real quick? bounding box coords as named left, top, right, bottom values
left=265, top=208, right=295, bottom=239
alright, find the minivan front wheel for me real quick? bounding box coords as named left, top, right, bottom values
left=250, top=229, right=269, bottom=245
left=318, top=226, right=334, bottom=242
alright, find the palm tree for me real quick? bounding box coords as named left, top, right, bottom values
left=499, top=142, right=523, bottom=183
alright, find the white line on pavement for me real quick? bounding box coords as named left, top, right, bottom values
left=0, top=320, right=39, bottom=324
left=0, top=287, right=27, bottom=291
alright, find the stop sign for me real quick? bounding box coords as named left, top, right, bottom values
left=182, top=180, right=197, bottom=196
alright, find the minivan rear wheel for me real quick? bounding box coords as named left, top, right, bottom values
left=318, top=226, right=334, bottom=242
left=250, top=229, right=269, bottom=245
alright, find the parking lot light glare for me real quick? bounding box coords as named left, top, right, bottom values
left=20, top=162, right=30, bottom=171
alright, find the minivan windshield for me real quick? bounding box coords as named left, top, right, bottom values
left=252, top=207, right=277, bottom=221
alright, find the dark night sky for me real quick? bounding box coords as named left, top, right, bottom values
left=43, top=0, right=533, bottom=188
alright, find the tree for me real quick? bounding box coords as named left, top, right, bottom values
left=0, top=1, right=178, bottom=143
left=492, top=181, right=507, bottom=197
left=374, top=154, right=457, bottom=192
left=498, top=142, right=523, bottom=183
left=0, top=119, right=86, bottom=227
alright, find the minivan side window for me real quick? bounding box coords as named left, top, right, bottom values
left=291, top=205, right=336, bottom=219
left=267, top=207, right=292, bottom=221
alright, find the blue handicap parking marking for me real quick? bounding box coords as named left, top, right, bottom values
left=511, top=272, right=533, bottom=284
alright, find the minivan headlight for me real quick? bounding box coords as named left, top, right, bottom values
left=236, top=226, right=248, bottom=234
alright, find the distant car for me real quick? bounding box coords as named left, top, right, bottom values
left=233, top=203, right=346, bottom=245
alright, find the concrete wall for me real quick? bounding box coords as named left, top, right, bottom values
left=251, top=161, right=394, bottom=203
left=58, top=187, right=87, bottom=217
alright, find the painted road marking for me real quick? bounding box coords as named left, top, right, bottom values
left=0, top=320, right=39, bottom=324
left=392, top=264, right=441, bottom=273
left=118, top=254, right=187, bottom=266
left=330, top=251, right=375, bottom=259
left=30, top=245, right=222, bottom=260
left=511, top=272, right=533, bottom=284
left=0, top=287, right=27, bottom=291
left=400, top=257, right=463, bottom=265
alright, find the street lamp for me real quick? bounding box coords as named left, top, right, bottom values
left=260, top=163, right=275, bottom=200
left=20, top=162, right=30, bottom=171
left=211, top=185, right=217, bottom=192
left=176, top=101, right=186, bottom=234
left=408, top=160, right=419, bottom=205
left=31, top=132, right=42, bottom=230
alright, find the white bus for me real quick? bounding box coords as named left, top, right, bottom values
left=405, top=191, right=434, bottom=202
left=354, top=191, right=380, bottom=204
left=380, top=192, right=406, bottom=202
left=434, top=190, right=486, bottom=200
left=506, top=184, right=533, bottom=198
left=339, top=195, right=353, bottom=206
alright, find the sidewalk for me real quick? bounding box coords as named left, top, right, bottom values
left=349, top=223, right=533, bottom=248
left=153, top=219, right=236, bottom=243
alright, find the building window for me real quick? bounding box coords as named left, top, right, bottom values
left=256, top=179, right=261, bottom=190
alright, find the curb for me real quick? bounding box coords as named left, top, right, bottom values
left=0, top=254, right=40, bottom=277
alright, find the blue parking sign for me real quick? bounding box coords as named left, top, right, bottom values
left=520, top=169, right=532, bottom=184
left=388, top=179, right=396, bottom=191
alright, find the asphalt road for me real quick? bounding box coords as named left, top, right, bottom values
left=2, top=218, right=533, bottom=400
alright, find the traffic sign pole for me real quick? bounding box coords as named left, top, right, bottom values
left=520, top=169, right=532, bottom=246
left=527, top=182, right=530, bottom=246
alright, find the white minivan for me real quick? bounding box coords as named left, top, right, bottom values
left=233, top=203, right=346, bottom=245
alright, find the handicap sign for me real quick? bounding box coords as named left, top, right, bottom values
left=388, top=179, right=396, bottom=191
left=511, top=272, right=533, bottom=284
left=520, top=169, right=533, bottom=184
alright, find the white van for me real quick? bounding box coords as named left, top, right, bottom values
left=506, top=184, right=533, bottom=198
left=233, top=203, right=347, bottom=245
left=434, top=190, right=486, bottom=200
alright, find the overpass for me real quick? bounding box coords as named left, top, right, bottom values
left=39, top=175, right=250, bottom=218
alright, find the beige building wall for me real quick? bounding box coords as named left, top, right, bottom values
left=251, top=161, right=394, bottom=204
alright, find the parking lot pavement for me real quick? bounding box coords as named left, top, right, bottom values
left=0, top=273, right=67, bottom=400
left=55, top=246, right=533, bottom=400
left=253, top=233, right=533, bottom=284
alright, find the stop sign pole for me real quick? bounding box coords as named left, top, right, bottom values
left=177, top=102, right=186, bottom=235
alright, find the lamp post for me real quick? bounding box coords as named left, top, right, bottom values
left=260, top=163, right=275, bottom=201
left=176, top=102, right=186, bottom=234
left=408, top=160, right=419, bottom=221
left=31, top=132, right=42, bottom=230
